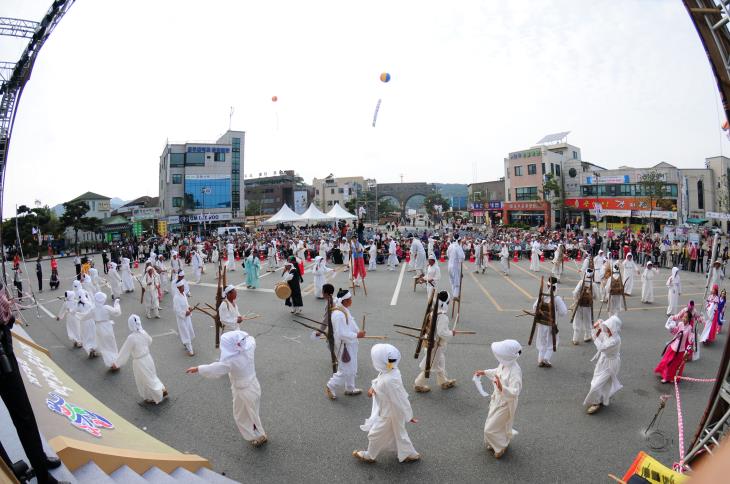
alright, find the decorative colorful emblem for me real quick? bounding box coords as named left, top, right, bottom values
left=47, top=392, right=114, bottom=438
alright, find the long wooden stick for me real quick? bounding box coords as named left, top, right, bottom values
left=394, top=323, right=421, bottom=331
left=396, top=330, right=425, bottom=340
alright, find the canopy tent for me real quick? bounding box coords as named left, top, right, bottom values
left=686, top=218, right=708, bottom=225
left=326, top=203, right=357, bottom=220
left=262, top=204, right=302, bottom=224
left=297, top=203, right=334, bottom=223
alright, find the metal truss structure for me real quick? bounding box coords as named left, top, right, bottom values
left=681, top=0, right=730, bottom=469
left=0, top=0, right=75, bottom=221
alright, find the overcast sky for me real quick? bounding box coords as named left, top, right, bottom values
left=1, top=0, right=729, bottom=216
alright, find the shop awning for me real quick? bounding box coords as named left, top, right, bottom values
left=686, top=218, right=708, bottom=225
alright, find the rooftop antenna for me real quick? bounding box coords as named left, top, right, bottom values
left=399, top=173, right=404, bottom=183
left=228, top=106, right=234, bottom=131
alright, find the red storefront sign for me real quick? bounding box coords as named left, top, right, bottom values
left=564, top=198, right=675, bottom=211
left=503, top=201, right=550, bottom=211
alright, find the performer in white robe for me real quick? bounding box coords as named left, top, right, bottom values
left=89, top=268, right=102, bottom=293
left=410, top=238, right=427, bottom=277
left=572, top=268, right=596, bottom=345
left=226, top=242, right=236, bottom=272
left=173, top=280, right=196, bottom=355
left=387, top=239, right=398, bottom=271
left=584, top=315, right=623, bottom=414
left=353, top=344, right=420, bottom=464
left=170, top=251, right=181, bottom=276
left=499, top=243, right=510, bottom=276
left=666, top=266, right=682, bottom=316
left=424, top=255, right=441, bottom=302
left=414, top=291, right=456, bottom=392
left=219, top=285, right=243, bottom=333
left=427, top=237, right=435, bottom=260
left=326, top=290, right=364, bottom=399
left=641, top=261, right=659, bottom=303
left=607, top=263, right=626, bottom=317
left=318, top=239, right=328, bottom=260
left=533, top=277, right=567, bottom=367
left=73, top=280, right=97, bottom=358
left=312, top=256, right=333, bottom=299
left=622, top=253, right=639, bottom=296
left=707, top=259, right=724, bottom=292
left=175, top=270, right=191, bottom=297
left=155, top=255, right=170, bottom=294
left=187, top=331, right=267, bottom=447
left=593, top=250, right=607, bottom=279
left=447, top=236, right=466, bottom=299
left=116, top=315, right=168, bottom=404
left=81, top=273, right=98, bottom=297
left=120, top=257, right=134, bottom=292
left=143, top=266, right=161, bottom=319
left=86, top=292, right=121, bottom=370
left=367, top=239, right=378, bottom=272
left=475, top=339, right=522, bottom=459
left=107, top=262, right=122, bottom=300
left=340, top=238, right=351, bottom=271
left=211, top=246, right=220, bottom=264
left=530, top=240, right=542, bottom=272
left=56, top=290, right=82, bottom=348
left=551, top=244, right=564, bottom=282
left=191, top=249, right=203, bottom=283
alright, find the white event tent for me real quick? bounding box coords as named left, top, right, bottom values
left=262, top=204, right=301, bottom=224
left=298, top=203, right=333, bottom=223
left=326, top=203, right=357, bottom=220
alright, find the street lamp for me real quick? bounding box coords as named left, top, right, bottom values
left=201, top=186, right=211, bottom=234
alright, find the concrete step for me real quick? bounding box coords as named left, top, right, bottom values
left=142, top=466, right=179, bottom=484
left=169, top=467, right=209, bottom=483
left=73, top=461, right=116, bottom=484
left=109, top=465, right=148, bottom=483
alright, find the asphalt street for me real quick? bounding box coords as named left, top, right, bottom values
left=15, top=254, right=726, bottom=483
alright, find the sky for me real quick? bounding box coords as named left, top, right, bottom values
left=1, top=0, right=729, bottom=217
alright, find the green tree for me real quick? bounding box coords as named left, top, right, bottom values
left=638, top=170, right=668, bottom=231
left=60, top=201, right=91, bottom=254
left=245, top=198, right=262, bottom=217
left=345, top=191, right=399, bottom=223
left=423, top=192, right=450, bottom=218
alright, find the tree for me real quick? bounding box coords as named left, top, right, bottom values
left=638, top=170, right=668, bottom=232
left=60, top=201, right=91, bottom=253
left=3, top=205, right=62, bottom=258
left=423, top=192, right=450, bottom=218
left=345, top=191, right=399, bottom=223
left=245, top=198, right=262, bottom=217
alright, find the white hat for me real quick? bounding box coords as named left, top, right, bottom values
left=94, top=292, right=107, bottom=305
left=491, top=339, right=522, bottom=365
left=370, top=343, right=401, bottom=372
left=219, top=330, right=254, bottom=361
left=127, top=314, right=143, bottom=333
left=223, top=285, right=236, bottom=296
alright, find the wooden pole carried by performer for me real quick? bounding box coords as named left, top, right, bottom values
left=526, top=276, right=558, bottom=351
left=451, top=262, right=463, bottom=323
left=191, top=257, right=226, bottom=348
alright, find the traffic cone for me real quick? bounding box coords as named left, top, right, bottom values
left=513, top=251, right=518, bottom=263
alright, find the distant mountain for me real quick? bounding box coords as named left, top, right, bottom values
left=433, top=183, right=468, bottom=198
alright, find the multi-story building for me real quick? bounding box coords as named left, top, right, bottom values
left=312, top=175, right=366, bottom=211
left=468, top=180, right=505, bottom=224
left=706, top=155, right=730, bottom=231
left=503, top=141, right=582, bottom=227
left=63, top=192, right=112, bottom=243
left=244, top=170, right=314, bottom=217
left=159, top=130, right=245, bottom=228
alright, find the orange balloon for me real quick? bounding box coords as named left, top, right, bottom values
left=272, top=96, right=278, bottom=102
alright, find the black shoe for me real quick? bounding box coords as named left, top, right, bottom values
left=45, top=456, right=62, bottom=469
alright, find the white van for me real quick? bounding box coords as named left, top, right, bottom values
left=217, top=226, right=244, bottom=236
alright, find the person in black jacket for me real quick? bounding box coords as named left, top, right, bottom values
left=35, top=256, right=43, bottom=292
left=0, top=284, right=67, bottom=483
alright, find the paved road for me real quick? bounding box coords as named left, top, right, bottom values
left=16, top=254, right=726, bottom=483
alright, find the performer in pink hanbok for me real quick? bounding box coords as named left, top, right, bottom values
left=654, top=306, right=695, bottom=383
left=700, top=284, right=721, bottom=345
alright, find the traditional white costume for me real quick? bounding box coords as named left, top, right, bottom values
left=312, top=256, right=332, bottom=299
left=584, top=316, right=623, bottom=411
left=143, top=268, right=160, bottom=319
left=56, top=291, right=82, bottom=347
left=447, top=239, right=465, bottom=298
left=641, top=262, right=659, bottom=303
left=226, top=243, right=236, bottom=272
left=424, top=258, right=441, bottom=302
left=120, top=257, right=134, bottom=292
left=532, top=283, right=567, bottom=366
left=481, top=339, right=522, bottom=458
left=530, top=240, right=542, bottom=272
left=355, top=344, right=419, bottom=463
left=219, top=285, right=242, bottom=333
left=572, top=269, right=595, bottom=344
left=327, top=293, right=361, bottom=397
left=414, top=293, right=455, bottom=391
left=73, top=280, right=96, bottom=357
left=197, top=331, right=266, bottom=445
left=499, top=244, right=510, bottom=276
left=410, top=238, right=427, bottom=276
left=86, top=292, right=121, bottom=368
left=666, top=267, right=682, bottom=316
left=107, top=262, right=122, bottom=299
left=173, top=282, right=196, bottom=355
left=387, top=240, right=398, bottom=270
left=622, top=253, right=639, bottom=296
left=116, top=315, right=167, bottom=404
left=367, top=240, right=377, bottom=271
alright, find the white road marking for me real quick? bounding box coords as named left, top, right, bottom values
left=283, top=335, right=302, bottom=344
left=150, top=329, right=178, bottom=338
left=390, top=263, right=407, bottom=306
left=36, top=302, right=56, bottom=319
